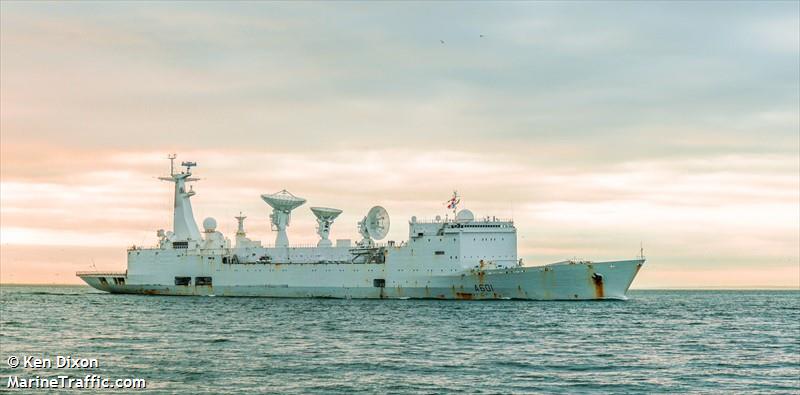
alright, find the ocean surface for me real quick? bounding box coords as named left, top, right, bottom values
left=1, top=286, right=798, bottom=394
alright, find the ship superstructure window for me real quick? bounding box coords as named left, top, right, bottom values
left=195, top=277, right=212, bottom=286
left=174, top=277, right=191, bottom=286
left=434, top=251, right=445, bottom=255
left=172, top=241, right=188, bottom=249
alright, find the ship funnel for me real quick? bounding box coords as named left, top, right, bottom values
left=260, top=189, right=306, bottom=247
left=310, top=207, right=343, bottom=247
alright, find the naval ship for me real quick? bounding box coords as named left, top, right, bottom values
left=77, top=156, right=645, bottom=300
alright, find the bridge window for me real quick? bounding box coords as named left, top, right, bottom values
left=434, top=251, right=445, bottom=255
left=172, top=241, right=188, bottom=249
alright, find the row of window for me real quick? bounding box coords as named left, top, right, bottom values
left=418, top=237, right=505, bottom=243
left=450, top=224, right=508, bottom=228
left=432, top=250, right=512, bottom=259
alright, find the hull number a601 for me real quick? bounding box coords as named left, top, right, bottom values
left=474, top=284, right=494, bottom=292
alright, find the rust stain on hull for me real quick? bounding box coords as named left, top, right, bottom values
left=455, top=292, right=473, bottom=300
left=592, top=273, right=604, bottom=298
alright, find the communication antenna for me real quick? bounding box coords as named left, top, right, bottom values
left=181, top=161, right=197, bottom=173
left=235, top=212, right=247, bottom=236
left=640, top=242, right=645, bottom=260
left=310, top=207, right=343, bottom=247
left=358, top=206, right=390, bottom=246
left=260, top=189, right=306, bottom=247
left=167, top=154, right=177, bottom=176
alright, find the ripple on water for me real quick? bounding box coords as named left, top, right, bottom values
left=1, top=287, right=798, bottom=394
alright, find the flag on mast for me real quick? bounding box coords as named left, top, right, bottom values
left=446, top=191, right=460, bottom=210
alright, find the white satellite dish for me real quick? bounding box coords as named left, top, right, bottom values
left=260, top=189, right=306, bottom=247
left=310, top=207, right=343, bottom=221
left=358, top=206, right=390, bottom=246
left=365, top=206, right=390, bottom=240
left=310, top=207, right=343, bottom=247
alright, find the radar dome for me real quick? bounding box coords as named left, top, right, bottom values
left=202, top=217, right=217, bottom=232
left=456, top=209, right=474, bottom=222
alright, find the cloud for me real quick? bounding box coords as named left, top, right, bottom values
left=0, top=2, right=797, bottom=286
left=1, top=145, right=797, bottom=286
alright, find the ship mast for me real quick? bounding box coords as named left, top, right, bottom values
left=235, top=212, right=247, bottom=237
left=158, top=154, right=202, bottom=241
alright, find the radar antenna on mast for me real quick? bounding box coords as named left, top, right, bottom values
left=181, top=161, right=197, bottom=173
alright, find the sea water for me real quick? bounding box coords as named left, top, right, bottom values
left=1, top=286, right=798, bottom=393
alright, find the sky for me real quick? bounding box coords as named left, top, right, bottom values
left=1, top=1, right=798, bottom=288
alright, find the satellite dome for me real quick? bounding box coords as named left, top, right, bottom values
left=202, top=217, right=217, bottom=232
left=456, top=209, right=474, bottom=222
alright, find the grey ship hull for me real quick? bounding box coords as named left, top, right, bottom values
left=78, top=258, right=643, bottom=300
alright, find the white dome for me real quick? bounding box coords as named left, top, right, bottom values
left=456, top=209, right=475, bottom=222
left=202, top=217, right=217, bottom=232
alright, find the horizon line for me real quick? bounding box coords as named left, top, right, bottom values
left=0, top=283, right=798, bottom=291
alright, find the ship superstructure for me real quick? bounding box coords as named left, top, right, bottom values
left=78, top=157, right=644, bottom=300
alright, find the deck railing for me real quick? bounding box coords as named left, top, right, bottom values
left=75, top=271, right=127, bottom=277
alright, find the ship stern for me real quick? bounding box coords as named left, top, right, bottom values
left=76, top=272, right=128, bottom=294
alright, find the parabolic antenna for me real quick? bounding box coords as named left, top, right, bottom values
left=310, top=207, right=343, bottom=221
left=310, top=207, right=343, bottom=247
left=260, top=189, right=306, bottom=247
left=261, top=190, right=307, bottom=212
left=365, top=206, right=390, bottom=240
